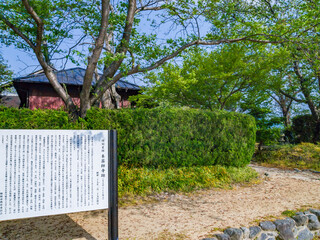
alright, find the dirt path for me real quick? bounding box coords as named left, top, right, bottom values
left=1, top=164, right=320, bottom=240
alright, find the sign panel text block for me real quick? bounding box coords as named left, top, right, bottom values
left=0, top=130, right=109, bottom=221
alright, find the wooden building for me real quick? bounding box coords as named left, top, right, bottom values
left=13, top=67, right=140, bottom=109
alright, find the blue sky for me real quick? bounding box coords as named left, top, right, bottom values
left=1, top=3, right=211, bottom=83
left=1, top=44, right=85, bottom=78
left=2, top=47, right=40, bottom=77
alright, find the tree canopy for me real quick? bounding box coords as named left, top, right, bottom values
left=0, top=0, right=319, bottom=117
left=0, top=53, right=13, bottom=94
left=134, top=44, right=285, bottom=110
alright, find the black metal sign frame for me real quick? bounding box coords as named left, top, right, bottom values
left=108, top=130, right=118, bottom=240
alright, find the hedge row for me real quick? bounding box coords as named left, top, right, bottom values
left=0, top=107, right=256, bottom=168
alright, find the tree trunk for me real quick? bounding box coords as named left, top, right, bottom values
left=101, top=85, right=121, bottom=109
left=282, top=108, right=291, bottom=127
left=78, top=101, right=90, bottom=119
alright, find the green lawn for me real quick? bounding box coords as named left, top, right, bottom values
left=118, top=165, right=259, bottom=205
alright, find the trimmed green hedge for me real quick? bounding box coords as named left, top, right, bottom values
left=0, top=107, right=80, bottom=129
left=0, top=107, right=256, bottom=168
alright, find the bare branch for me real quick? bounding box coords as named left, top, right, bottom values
left=136, top=6, right=163, bottom=13
left=262, top=0, right=275, bottom=15
left=287, top=98, right=294, bottom=110
left=279, top=89, right=306, bottom=103
left=194, top=16, right=201, bottom=39
left=136, top=0, right=166, bottom=13
left=128, top=49, right=135, bottom=69
left=63, top=35, right=87, bottom=69
left=270, top=93, right=282, bottom=106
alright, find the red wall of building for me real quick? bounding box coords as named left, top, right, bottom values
left=28, top=85, right=81, bottom=110
left=28, top=85, right=132, bottom=110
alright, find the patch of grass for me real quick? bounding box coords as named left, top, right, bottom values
left=154, top=229, right=190, bottom=240
left=203, top=227, right=229, bottom=239
left=281, top=210, right=297, bottom=218
left=250, top=215, right=279, bottom=225
left=251, top=205, right=320, bottom=225
left=281, top=205, right=320, bottom=217
left=253, top=143, right=320, bottom=171
left=227, top=166, right=260, bottom=185
left=118, top=165, right=259, bottom=205
left=210, top=227, right=226, bottom=232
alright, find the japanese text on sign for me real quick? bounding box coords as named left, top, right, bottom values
left=0, top=130, right=109, bottom=221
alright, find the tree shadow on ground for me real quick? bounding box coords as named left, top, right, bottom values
left=0, top=214, right=97, bottom=240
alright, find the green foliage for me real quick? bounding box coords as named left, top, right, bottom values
left=266, top=2, right=320, bottom=142
left=118, top=165, right=258, bottom=198
left=291, top=115, right=317, bottom=143
left=129, top=91, right=160, bottom=109
left=138, top=44, right=280, bottom=111
left=253, top=142, right=320, bottom=171
left=257, top=128, right=281, bottom=146
left=246, top=106, right=282, bottom=147
left=0, top=107, right=83, bottom=129
left=1, top=0, right=319, bottom=119
left=0, top=107, right=260, bottom=200
left=0, top=54, right=12, bottom=92
left=0, top=107, right=256, bottom=168
left=86, top=108, right=256, bottom=168
left=0, top=0, right=77, bottom=52
left=281, top=210, right=297, bottom=218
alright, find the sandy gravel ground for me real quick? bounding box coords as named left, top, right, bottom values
left=0, top=164, right=320, bottom=240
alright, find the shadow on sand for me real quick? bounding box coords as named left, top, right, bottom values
left=0, top=213, right=97, bottom=240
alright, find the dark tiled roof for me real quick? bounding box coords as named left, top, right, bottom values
left=13, top=67, right=140, bottom=90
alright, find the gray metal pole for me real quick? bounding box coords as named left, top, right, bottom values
left=108, top=130, right=118, bottom=240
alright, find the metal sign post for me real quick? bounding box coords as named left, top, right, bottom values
left=108, top=130, right=118, bottom=240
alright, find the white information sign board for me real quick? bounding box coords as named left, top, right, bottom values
left=0, top=130, right=109, bottom=221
